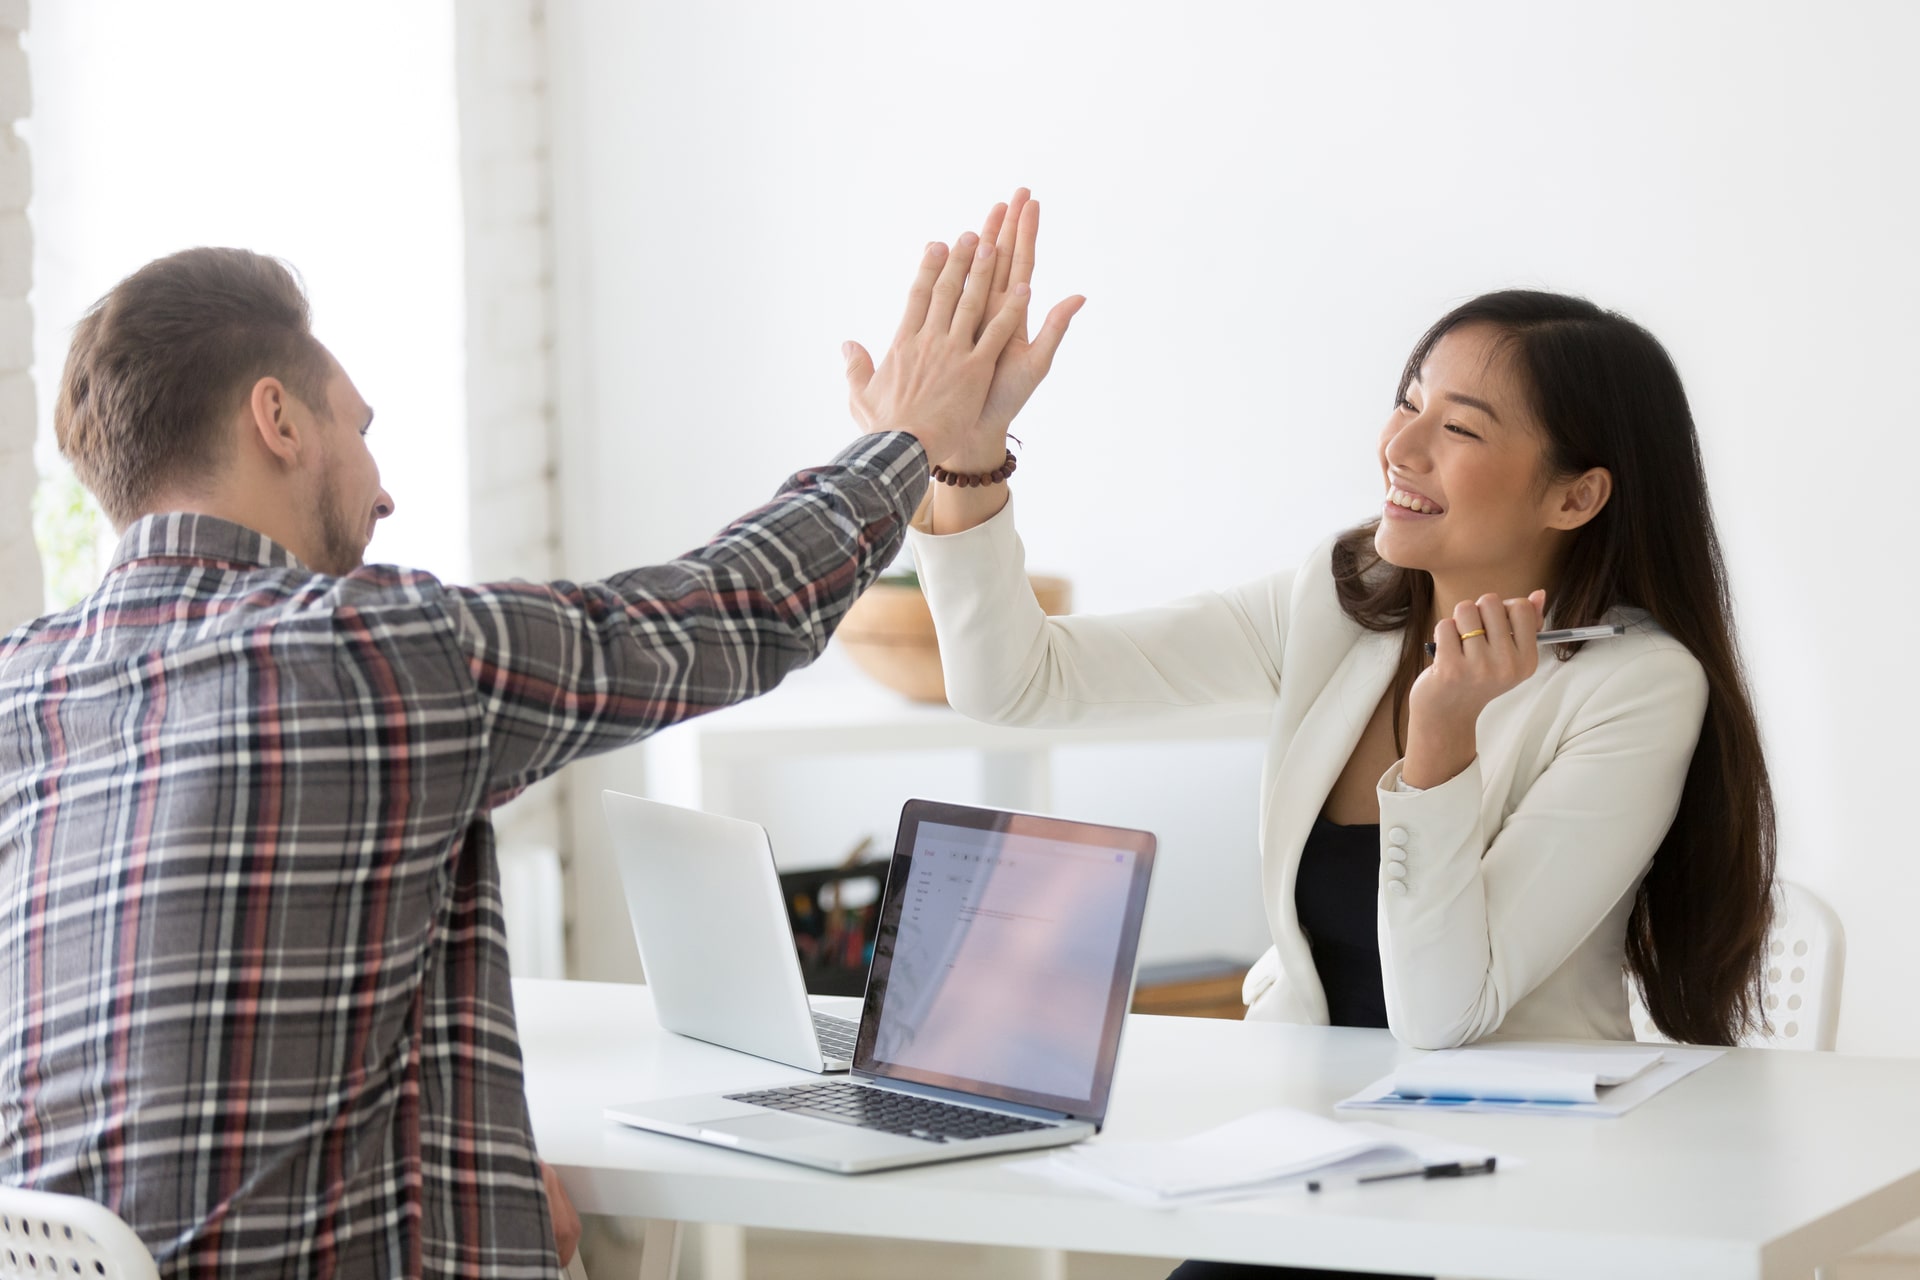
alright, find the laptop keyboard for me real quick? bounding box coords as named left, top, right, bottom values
left=811, top=1011, right=858, bottom=1060
left=725, top=1081, right=1054, bottom=1143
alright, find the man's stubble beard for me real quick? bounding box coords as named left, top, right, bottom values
left=312, top=460, right=366, bottom=576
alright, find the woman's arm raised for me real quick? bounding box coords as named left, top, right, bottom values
left=887, top=192, right=1276, bottom=728
left=909, top=500, right=1288, bottom=727
left=847, top=189, right=1084, bottom=535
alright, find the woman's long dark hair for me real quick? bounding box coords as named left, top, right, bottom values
left=1332, top=290, right=1776, bottom=1046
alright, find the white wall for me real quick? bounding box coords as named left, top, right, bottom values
left=545, top=0, right=1919, bottom=1055
left=28, top=0, right=468, bottom=581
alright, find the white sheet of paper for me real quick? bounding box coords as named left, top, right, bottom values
left=1014, top=1108, right=1501, bottom=1205
left=1433, top=1042, right=1666, bottom=1084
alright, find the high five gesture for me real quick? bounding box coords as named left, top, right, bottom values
left=844, top=230, right=1030, bottom=468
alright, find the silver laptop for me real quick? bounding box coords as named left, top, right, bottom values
left=605, top=798, right=1157, bottom=1174
left=603, top=790, right=864, bottom=1073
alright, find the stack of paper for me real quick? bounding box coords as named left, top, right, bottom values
left=1337, top=1041, right=1723, bottom=1117
left=1016, top=1108, right=1500, bottom=1207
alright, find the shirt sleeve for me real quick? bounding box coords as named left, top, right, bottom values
left=907, top=496, right=1289, bottom=726
left=446, top=432, right=929, bottom=805
left=1372, top=644, right=1710, bottom=1049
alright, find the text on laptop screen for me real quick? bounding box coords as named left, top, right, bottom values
left=858, top=811, right=1152, bottom=1116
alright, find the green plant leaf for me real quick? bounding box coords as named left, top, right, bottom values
left=31, top=464, right=110, bottom=613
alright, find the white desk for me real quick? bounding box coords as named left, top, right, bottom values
left=518, top=979, right=1920, bottom=1280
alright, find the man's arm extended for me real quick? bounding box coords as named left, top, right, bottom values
left=451, top=229, right=1026, bottom=803
left=450, top=432, right=926, bottom=804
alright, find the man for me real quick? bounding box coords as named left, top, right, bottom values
left=0, top=228, right=1065, bottom=1276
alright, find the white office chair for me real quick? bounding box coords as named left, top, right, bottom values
left=0, top=1187, right=591, bottom=1280
left=1630, top=879, right=1845, bottom=1050
left=0, top=1185, right=159, bottom=1280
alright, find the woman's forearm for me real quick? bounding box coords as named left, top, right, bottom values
left=927, top=471, right=1013, bottom=534
left=1401, top=718, right=1478, bottom=790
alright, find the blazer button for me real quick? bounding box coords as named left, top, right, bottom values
left=1386, top=847, right=1407, bottom=864
left=1387, top=827, right=1409, bottom=847
left=1385, top=880, right=1408, bottom=897
left=1385, top=863, right=1407, bottom=881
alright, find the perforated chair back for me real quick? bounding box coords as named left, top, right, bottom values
left=0, top=1186, right=159, bottom=1280
left=1629, top=879, right=1845, bottom=1051
left=1754, top=881, right=1845, bottom=1050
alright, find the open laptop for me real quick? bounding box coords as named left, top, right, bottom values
left=603, top=790, right=864, bottom=1072
left=605, top=798, right=1157, bottom=1174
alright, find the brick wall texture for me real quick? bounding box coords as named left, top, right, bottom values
left=454, top=0, right=569, bottom=925
left=458, top=0, right=558, bottom=588
left=0, top=1, right=41, bottom=632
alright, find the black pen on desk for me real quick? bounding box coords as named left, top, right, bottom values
left=1423, top=624, right=1626, bottom=660
left=1306, top=1158, right=1497, bottom=1193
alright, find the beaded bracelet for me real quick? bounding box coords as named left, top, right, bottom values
left=930, top=449, right=1017, bottom=488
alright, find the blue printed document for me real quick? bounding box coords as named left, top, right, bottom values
left=1337, top=1041, right=1723, bottom=1117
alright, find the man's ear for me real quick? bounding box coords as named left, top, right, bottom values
left=247, top=376, right=303, bottom=466
left=1548, top=466, right=1613, bottom=531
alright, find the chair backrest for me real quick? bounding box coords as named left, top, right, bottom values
left=0, top=1186, right=159, bottom=1280
left=1629, top=879, right=1846, bottom=1052
left=1755, top=881, right=1845, bottom=1050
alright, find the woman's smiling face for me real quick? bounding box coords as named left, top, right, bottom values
left=1374, top=323, right=1574, bottom=589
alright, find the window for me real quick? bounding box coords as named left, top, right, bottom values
left=27, top=0, right=468, bottom=608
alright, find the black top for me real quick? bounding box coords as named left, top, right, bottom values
left=1293, top=817, right=1389, bottom=1029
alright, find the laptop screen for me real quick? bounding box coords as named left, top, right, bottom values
left=853, top=799, right=1156, bottom=1123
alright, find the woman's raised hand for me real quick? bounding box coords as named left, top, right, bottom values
left=1403, top=590, right=1548, bottom=789
left=843, top=230, right=1029, bottom=466
left=956, top=188, right=1086, bottom=470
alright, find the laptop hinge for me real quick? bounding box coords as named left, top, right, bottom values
left=851, top=1071, right=1079, bottom=1124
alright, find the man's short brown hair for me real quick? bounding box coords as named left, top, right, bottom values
left=55, top=247, right=336, bottom=526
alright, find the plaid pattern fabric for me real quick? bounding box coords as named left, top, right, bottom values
left=0, top=432, right=927, bottom=1277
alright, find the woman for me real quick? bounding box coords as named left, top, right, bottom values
left=847, top=190, right=1775, bottom=1057
left=846, top=195, right=1777, bottom=1279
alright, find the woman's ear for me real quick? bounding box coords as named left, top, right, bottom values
left=247, top=376, right=303, bottom=465
left=1549, top=466, right=1613, bottom=531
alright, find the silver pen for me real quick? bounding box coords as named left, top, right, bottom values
left=1424, top=623, right=1626, bottom=659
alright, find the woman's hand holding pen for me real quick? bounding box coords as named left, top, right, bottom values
left=1402, top=590, right=1547, bottom=789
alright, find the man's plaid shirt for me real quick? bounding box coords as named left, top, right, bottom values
left=0, top=432, right=928, bottom=1277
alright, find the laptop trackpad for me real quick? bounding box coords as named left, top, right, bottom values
left=699, top=1113, right=828, bottom=1144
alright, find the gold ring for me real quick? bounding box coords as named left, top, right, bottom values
left=1458, top=628, right=1488, bottom=641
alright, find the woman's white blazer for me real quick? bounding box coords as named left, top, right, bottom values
left=906, top=501, right=1708, bottom=1049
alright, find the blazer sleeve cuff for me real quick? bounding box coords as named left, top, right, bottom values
left=1375, top=757, right=1486, bottom=908
left=906, top=491, right=1019, bottom=550
left=903, top=496, right=1038, bottom=641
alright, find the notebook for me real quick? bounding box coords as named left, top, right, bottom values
left=1023, top=1107, right=1501, bottom=1206
left=1337, top=1041, right=1724, bottom=1117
